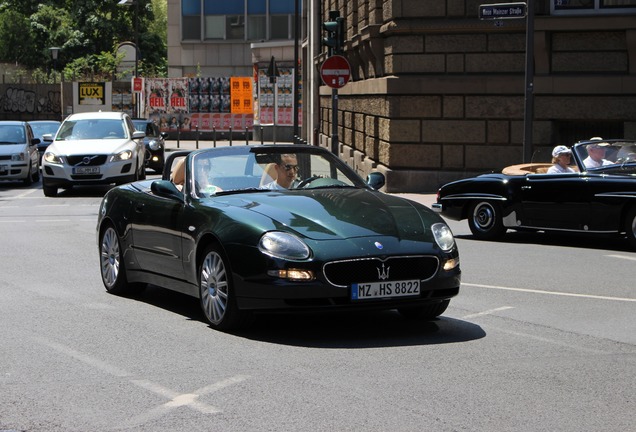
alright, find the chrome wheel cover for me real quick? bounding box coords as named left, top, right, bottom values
left=472, top=202, right=497, bottom=232
left=200, top=251, right=229, bottom=325
left=100, top=227, right=120, bottom=289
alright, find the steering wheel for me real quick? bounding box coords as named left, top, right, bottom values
left=296, top=175, right=322, bottom=189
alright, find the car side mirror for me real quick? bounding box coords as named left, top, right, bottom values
left=42, top=134, right=54, bottom=142
left=132, top=131, right=146, bottom=140
left=366, top=172, right=385, bottom=190
left=31, top=138, right=41, bottom=146
left=161, top=132, right=169, bottom=139
left=151, top=180, right=185, bottom=202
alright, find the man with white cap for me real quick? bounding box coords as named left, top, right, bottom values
left=547, top=145, right=575, bottom=174
left=583, top=137, right=612, bottom=168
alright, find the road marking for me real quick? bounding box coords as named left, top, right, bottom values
left=463, top=283, right=636, bottom=302
left=487, top=326, right=608, bottom=354
left=606, top=254, right=636, bottom=262
left=462, top=306, right=515, bottom=319
left=34, top=337, right=249, bottom=425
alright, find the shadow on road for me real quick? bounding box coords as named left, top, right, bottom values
left=135, top=285, right=485, bottom=348
left=455, top=229, right=633, bottom=253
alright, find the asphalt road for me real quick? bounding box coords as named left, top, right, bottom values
left=0, top=176, right=634, bottom=432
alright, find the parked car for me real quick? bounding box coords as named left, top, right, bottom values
left=29, top=120, right=61, bottom=165
left=41, top=111, right=146, bottom=197
left=0, top=120, right=40, bottom=185
left=433, top=138, right=636, bottom=249
left=132, top=118, right=168, bottom=173
left=97, top=145, right=461, bottom=331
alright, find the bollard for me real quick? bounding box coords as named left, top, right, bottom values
left=229, top=127, right=232, bottom=146
left=245, top=127, right=249, bottom=145
left=260, top=126, right=264, bottom=145
left=195, top=124, right=199, bottom=149
left=176, top=127, right=180, bottom=148
left=213, top=127, right=217, bottom=147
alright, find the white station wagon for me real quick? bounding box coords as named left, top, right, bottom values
left=41, top=111, right=146, bottom=197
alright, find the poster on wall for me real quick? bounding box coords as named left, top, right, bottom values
left=146, top=77, right=253, bottom=132
left=254, top=63, right=301, bottom=127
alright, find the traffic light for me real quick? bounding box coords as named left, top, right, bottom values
left=323, top=16, right=344, bottom=55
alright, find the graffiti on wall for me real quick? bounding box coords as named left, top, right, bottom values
left=0, top=87, right=61, bottom=115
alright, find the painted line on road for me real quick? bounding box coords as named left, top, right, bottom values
left=606, top=254, right=636, bottom=262
left=463, top=283, right=636, bottom=302
left=462, top=306, right=515, bottom=319
left=12, top=189, right=39, bottom=199
left=34, top=336, right=249, bottom=425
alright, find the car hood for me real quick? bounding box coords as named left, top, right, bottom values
left=215, top=189, right=441, bottom=241
left=47, top=139, right=132, bottom=155
left=0, top=143, right=27, bottom=155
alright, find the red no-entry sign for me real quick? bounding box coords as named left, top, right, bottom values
left=320, top=55, right=351, bottom=89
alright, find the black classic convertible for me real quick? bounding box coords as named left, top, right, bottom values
left=433, top=139, right=636, bottom=248
left=97, top=144, right=461, bottom=331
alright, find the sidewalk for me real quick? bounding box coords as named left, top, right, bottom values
left=164, top=140, right=438, bottom=207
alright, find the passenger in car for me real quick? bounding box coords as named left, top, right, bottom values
left=547, top=145, right=575, bottom=174
left=170, top=158, right=186, bottom=190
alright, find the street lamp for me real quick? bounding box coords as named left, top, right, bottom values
left=49, top=47, right=60, bottom=74
left=49, top=47, right=63, bottom=120
left=118, top=0, right=140, bottom=117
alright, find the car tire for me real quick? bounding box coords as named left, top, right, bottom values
left=99, top=225, right=145, bottom=296
left=32, top=167, right=40, bottom=183
left=198, top=244, right=251, bottom=331
left=468, top=201, right=506, bottom=240
left=23, top=163, right=33, bottom=186
left=42, top=181, right=57, bottom=197
left=398, top=300, right=450, bottom=320
left=625, top=207, right=636, bottom=250
left=139, top=159, right=146, bottom=180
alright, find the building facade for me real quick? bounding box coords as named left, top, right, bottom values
left=168, top=0, right=636, bottom=192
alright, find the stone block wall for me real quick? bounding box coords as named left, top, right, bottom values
left=319, top=0, right=636, bottom=192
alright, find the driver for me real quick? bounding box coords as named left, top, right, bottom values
left=583, top=137, right=613, bottom=168
left=263, top=153, right=299, bottom=189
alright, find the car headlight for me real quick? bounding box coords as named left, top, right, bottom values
left=259, top=231, right=311, bottom=260
left=43, top=152, right=62, bottom=164
left=111, top=149, right=133, bottom=162
left=148, top=139, right=161, bottom=151
left=431, top=222, right=455, bottom=252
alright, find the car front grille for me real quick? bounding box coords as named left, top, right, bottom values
left=323, top=255, right=439, bottom=287
left=67, top=155, right=108, bottom=166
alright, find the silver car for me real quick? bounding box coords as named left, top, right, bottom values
left=0, top=121, right=40, bottom=186
left=41, top=111, right=146, bottom=197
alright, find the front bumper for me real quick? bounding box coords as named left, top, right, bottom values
left=43, top=160, right=137, bottom=187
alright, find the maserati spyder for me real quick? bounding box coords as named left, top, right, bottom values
left=97, top=144, right=461, bottom=331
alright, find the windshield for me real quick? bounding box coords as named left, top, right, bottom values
left=56, top=119, right=127, bottom=140
left=573, top=140, right=636, bottom=173
left=0, top=125, right=25, bottom=144
left=30, top=122, right=59, bottom=137
left=183, top=147, right=368, bottom=198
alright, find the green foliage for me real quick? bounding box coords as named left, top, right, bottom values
left=0, top=0, right=167, bottom=80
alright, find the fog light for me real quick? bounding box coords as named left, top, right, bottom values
left=443, top=258, right=459, bottom=271
left=267, top=269, right=315, bottom=281
left=152, top=156, right=159, bottom=162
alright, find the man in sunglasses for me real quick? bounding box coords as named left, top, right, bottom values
left=262, top=153, right=300, bottom=189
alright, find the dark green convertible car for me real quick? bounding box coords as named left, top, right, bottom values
left=97, top=144, right=461, bottom=331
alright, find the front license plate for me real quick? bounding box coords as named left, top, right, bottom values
left=351, top=280, right=420, bottom=300
left=73, top=166, right=100, bottom=175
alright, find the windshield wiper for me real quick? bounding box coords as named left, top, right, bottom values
left=0, top=141, right=17, bottom=144
left=213, top=187, right=270, bottom=196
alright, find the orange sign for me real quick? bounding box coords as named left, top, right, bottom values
left=230, top=77, right=253, bottom=114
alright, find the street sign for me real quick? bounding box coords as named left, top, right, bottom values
left=320, top=55, right=351, bottom=89
left=479, top=2, right=527, bottom=20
